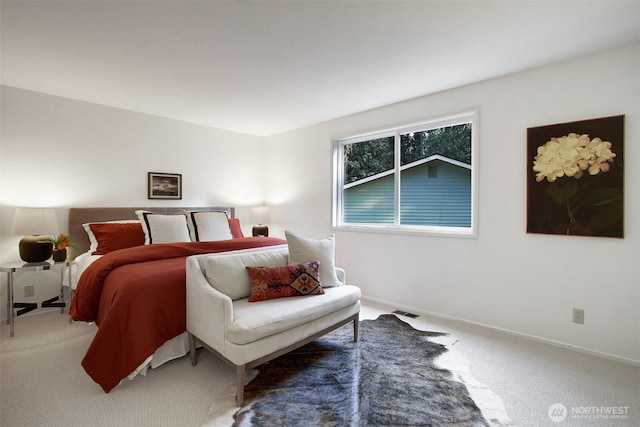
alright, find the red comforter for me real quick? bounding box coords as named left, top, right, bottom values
left=70, top=238, right=286, bottom=392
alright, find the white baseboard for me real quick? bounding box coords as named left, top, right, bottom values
left=362, top=295, right=640, bottom=367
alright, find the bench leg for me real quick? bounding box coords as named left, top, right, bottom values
left=189, top=333, right=198, bottom=366
left=353, top=317, right=359, bottom=342
left=236, top=364, right=246, bottom=406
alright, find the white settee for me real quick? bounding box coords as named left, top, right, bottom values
left=186, top=244, right=361, bottom=406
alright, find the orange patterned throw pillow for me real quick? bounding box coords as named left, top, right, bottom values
left=246, top=262, right=324, bottom=302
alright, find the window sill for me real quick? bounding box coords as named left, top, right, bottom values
left=332, top=224, right=477, bottom=239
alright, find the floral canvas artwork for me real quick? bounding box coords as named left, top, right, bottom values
left=527, top=115, right=624, bottom=238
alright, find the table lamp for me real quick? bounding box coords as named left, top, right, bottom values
left=11, top=207, right=59, bottom=263
left=250, top=206, right=270, bottom=237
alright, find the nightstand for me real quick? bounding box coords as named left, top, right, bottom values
left=1, top=260, right=73, bottom=337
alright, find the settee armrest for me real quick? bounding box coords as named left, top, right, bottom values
left=186, top=256, right=233, bottom=353
left=336, top=267, right=346, bottom=285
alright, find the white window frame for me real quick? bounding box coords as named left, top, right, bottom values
left=331, top=109, right=478, bottom=238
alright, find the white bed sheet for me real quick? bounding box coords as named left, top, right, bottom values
left=66, top=252, right=190, bottom=385
left=65, top=252, right=101, bottom=290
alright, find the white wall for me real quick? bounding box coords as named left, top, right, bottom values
left=1, top=44, right=637, bottom=363
left=265, top=43, right=640, bottom=364
left=0, top=86, right=266, bottom=320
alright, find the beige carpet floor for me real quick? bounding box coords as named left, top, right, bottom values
left=1, top=301, right=638, bottom=426
left=1, top=310, right=236, bottom=426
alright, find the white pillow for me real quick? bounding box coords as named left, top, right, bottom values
left=135, top=210, right=191, bottom=244
left=202, top=247, right=289, bottom=300
left=285, top=230, right=342, bottom=288
left=82, top=220, right=140, bottom=254
left=183, top=210, right=232, bottom=242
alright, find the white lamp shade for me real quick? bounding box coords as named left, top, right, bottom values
left=250, top=207, right=270, bottom=225
left=11, top=208, right=59, bottom=236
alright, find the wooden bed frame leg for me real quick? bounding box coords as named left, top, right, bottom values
left=236, top=365, right=246, bottom=407
left=189, top=333, right=197, bottom=366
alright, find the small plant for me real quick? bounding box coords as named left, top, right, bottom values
left=47, top=233, right=75, bottom=250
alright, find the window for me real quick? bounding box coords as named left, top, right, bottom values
left=332, top=110, right=477, bottom=237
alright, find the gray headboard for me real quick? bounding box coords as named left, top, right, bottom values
left=68, top=207, right=234, bottom=258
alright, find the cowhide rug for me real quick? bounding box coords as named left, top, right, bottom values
left=205, top=314, right=512, bottom=426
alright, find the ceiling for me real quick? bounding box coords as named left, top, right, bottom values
left=2, top=1, right=639, bottom=137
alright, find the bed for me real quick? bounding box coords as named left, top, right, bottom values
left=67, top=207, right=286, bottom=392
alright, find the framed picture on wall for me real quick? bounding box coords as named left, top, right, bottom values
left=148, top=172, right=182, bottom=199
left=526, top=115, right=624, bottom=238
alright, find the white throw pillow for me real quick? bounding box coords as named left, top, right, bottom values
left=82, top=220, right=140, bottom=254
left=135, top=210, right=191, bottom=244
left=285, top=230, right=341, bottom=288
left=202, top=247, right=289, bottom=300
left=183, top=210, right=232, bottom=242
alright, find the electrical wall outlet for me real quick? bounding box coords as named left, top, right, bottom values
left=24, top=285, right=35, bottom=298
left=572, top=308, right=584, bottom=324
